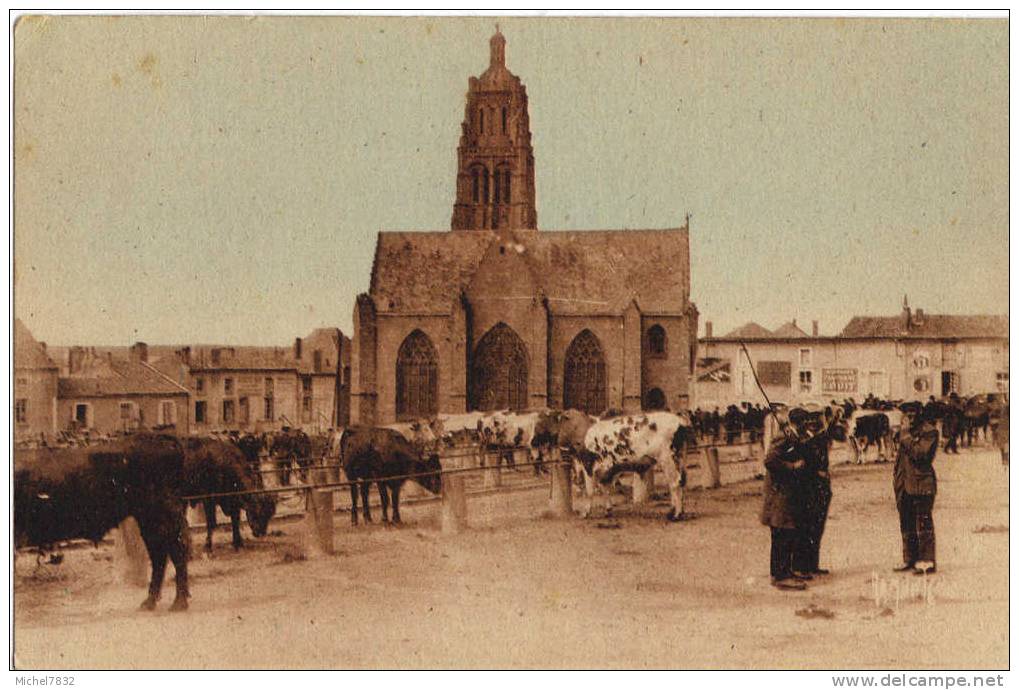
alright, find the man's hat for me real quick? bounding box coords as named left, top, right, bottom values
left=788, top=407, right=811, bottom=426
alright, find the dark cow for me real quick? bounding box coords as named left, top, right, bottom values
left=847, top=410, right=901, bottom=463
left=270, top=428, right=313, bottom=486
left=183, top=438, right=276, bottom=553
left=14, top=433, right=191, bottom=611
left=340, top=427, right=442, bottom=526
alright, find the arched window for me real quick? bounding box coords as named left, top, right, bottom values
left=493, top=170, right=502, bottom=207
left=501, top=106, right=508, bottom=133
left=501, top=169, right=511, bottom=203
left=564, top=330, right=607, bottom=415
left=396, top=330, right=438, bottom=421
left=479, top=108, right=485, bottom=134
left=646, top=325, right=667, bottom=358
left=470, top=323, right=528, bottom=411
left=644, top=387, right=667, bottom=411
left=470, top=166, right=481, bottom=203
left=481, top=167, right=489, bottom=204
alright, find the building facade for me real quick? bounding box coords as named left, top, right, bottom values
left=14, top=319, right=59, bottom=443
left=151, top=328, right=351, bottom=434
left=352, top=31, right=697, bottom=425
left=695, top=301, right=1008, bottom=408
left=56, top=344, right=190, bottom=436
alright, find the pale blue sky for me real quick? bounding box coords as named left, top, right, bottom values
left=14, top=16, right=1008, bottom=346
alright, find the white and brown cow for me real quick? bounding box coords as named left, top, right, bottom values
left=580, top=411, right=694, bottom=521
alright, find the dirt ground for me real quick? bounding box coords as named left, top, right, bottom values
left=13, top=445, right=1009, bottom=669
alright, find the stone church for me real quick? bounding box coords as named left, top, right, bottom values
left=351, top=30, right=697, bottom=425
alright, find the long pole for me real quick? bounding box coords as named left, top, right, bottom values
left=739, top=340, right=775, bottom=412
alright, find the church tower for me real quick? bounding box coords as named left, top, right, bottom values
left=451, top=29, right=538, bottom=231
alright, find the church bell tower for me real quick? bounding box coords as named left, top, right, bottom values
left=451, top=29, right=538, bottom=231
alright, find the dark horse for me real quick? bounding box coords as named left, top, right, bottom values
left=340, top=427, right=442, bottom=526
left=14, top=433, right=191, bottom=611
left=183, top=438, right=276, bottom=553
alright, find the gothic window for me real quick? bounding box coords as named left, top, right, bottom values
left=501, top=106, right=508, bottom=133
left=646, top=325, right=667, bottom=358
left=469, top=165, right=491, bottom=204
left=479, top=108, right=485, bottom=134
left=564, top=330, right=607, bottom=415
left=493, top=166, right=511, bottom=204
left=470, top=323, right=528, bottom=412
left=396, top=330, right=439, bottom=421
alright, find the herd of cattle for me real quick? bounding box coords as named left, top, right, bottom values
left=13, top=393, right=1007, bottom=612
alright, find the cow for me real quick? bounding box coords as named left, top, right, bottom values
left=182, top=438, right=276, bottom=553
left=847, top=411, right=893, bottom=463
left=578, top=411, right=695, bottom=521
left=340, top=427, right=443, bottom=526
left=14, top=433, right=191, bottom=611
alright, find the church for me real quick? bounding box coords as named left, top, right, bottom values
left=350, top=30, right=698, bottom=425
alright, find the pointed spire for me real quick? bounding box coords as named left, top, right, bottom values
left=490, top=26, right=506, bottom=67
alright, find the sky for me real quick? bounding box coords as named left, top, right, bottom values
left=13, top=16, right=1009, bottom=346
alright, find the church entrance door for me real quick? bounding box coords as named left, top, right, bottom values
left=470, top=323, right=529, bottom=411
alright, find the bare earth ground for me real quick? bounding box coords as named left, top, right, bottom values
left=13, top=446, right=1009, bottom=669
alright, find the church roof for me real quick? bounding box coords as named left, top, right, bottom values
left=369, top=228, right=691, bottom=316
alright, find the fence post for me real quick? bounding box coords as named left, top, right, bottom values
left=484, top=448, right=502, bottom=488
left=302, top=468, right=334, bottom=556
left=548, top=451, right=573, bottom=517
left=114, top=517, right=149, bottom=587
left=441, top=460, right=468, bottom=534
left=704, top=446, right=722, bottom=489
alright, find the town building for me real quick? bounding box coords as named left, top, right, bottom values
left=151, top=328, right=350, bottom=434
left=14, top=318, right=59, bottom=443
left=351, top=30, right=698, bottom=425
left=695, top=298, right=1008, bottom=408
left=56, top=343, right=190, bottom=435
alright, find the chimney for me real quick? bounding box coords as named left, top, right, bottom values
left=812, top=320, right=819, bottom=337
left=792, top=318, right=797, bottom=328
left=130, top=341, right=149, bottom=363
left=705, top=321, right=713, bottom=339
left=915, top=308, right=925, bottom=325
left=294, top=337, right=303, bottom=360
left=68, top=346, right=86, bottom=374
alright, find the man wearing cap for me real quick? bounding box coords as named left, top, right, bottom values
left=893, top=402, right=940, bottom=575
left=794, top=406, right=840, bottom=578
left=761, top=408, right=810, bottom=590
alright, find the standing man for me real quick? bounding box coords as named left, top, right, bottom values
left=761, top=408, right=810, bottom=590
left=794, top=407, right=841, bottom=577
left=893, top=403, right=940, bottom=575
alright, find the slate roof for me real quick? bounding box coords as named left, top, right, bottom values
left=58, top=360, right=188, bottom=398
left=771, top=321, right=810, bottom=338
left=14, top=319, right=57, bottom=370
left=369, top=228, right=690, bottom=316
left=840, top=314, right=1009, bottom=339
left=722, top=322, right=774, bottom=339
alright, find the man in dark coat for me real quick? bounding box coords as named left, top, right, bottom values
left=793, top=407, right=839, bottom=578
left=893, top=403, right=940, bottom=575
left=761, top=408, right=810, bottom=590
left=942, top=393, right=962, bottom=454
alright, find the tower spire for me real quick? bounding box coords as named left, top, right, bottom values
left=451, top=30, right=537, bottom=232
left=490, top=26, right=506, bottom=67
